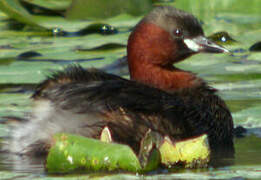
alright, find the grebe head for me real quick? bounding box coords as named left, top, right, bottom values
left=127, top=6, right=228, bottom=90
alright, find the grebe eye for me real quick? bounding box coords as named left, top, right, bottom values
left=174, top=29, right=183, bottom=37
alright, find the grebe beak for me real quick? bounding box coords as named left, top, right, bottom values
left=184, top=36, right=230, bottom=54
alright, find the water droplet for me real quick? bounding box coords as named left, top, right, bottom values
left=52, top=28, right=60, bottom=34
left=104, top=156, right=109, bottom=162
left=67, top=155, right=73, bottom=164
left=52, top=27, right=64, bottom=36
left=221, top=36, right=226, bottom=42
left=208, top=31, right=236, bottom=45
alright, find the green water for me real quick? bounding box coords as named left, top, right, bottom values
left=0, top=0, right=261, bottom=179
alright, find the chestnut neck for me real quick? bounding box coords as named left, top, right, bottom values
left=127, top=22, right=202, bottom=92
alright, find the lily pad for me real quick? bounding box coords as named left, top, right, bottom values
left=0, top=0, right=149, bottom=32
left=22, top=0, right=72, bottom=11
left=46, top=131, right=210, bottom=174
left=0, top=0, right=40, bottom=27
left=138, top=129, right=161, bottom=171
left=66, top=0, right=153, bottom=20
left=46, top=133, right=142, bottom=173
left=160, top=134, right=210, bottom=168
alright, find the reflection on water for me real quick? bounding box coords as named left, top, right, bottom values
left=0, top=149, right=45, bottom=174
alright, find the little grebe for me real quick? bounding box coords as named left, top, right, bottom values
left=5, top=6, right=234, bottom=158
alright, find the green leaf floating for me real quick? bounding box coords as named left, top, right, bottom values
left=22, top=0, right=72, bottom=11
left=46, top=132, right=210, bottom=173
left=46, top=133, right=143, bottom=173
left=0, top=0, right=91, bottom=31
left=160, top=134, right=210, bottom=168
left=0, top=0, right=40, bottom=27
left=0, top=0, right=152, bottom=32
left=66, top=0, right=153, bottom=20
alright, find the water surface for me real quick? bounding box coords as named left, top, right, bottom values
left=0, top=0, right=261, bottom=179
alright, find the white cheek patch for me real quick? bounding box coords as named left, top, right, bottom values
left=184, top=39, right=201, bottom=52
